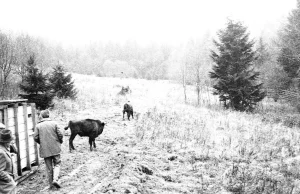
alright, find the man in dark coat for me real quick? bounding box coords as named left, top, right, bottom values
left=34, top=110, right=63, bottom=189
left=0, top=128, right=17, bottom=194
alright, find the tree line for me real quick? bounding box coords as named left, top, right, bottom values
left=2, top=0, right=300, bottom=112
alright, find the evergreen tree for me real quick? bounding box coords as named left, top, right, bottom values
left=256, top=37, right=270, bottom=68
left=19, top=55, right=49, bottom=94
left=49, top=65, right=77, bottom=99
left=19, top=55, right=53, bottom=109
left=209, top=20, right=265, bottom=111
left=277, top=0, right=300, bottom=89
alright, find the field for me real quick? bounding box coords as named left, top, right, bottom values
left=17, top=74, right=300, bottom=194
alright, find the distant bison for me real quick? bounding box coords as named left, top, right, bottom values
left=123, top=103, right=134, bottom=120
left=118, top=86, right=132, bottom=95
left=64, top=119, right=105, bottom=152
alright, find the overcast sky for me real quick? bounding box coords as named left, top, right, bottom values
left=0, top=0, right=296, bottom=46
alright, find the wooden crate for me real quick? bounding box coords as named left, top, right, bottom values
left=0, top=99, right=39, bottom=177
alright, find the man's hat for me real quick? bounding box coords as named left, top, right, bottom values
left=0, top=130, right=14, bottom=143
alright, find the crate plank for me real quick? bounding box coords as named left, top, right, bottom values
left=4, top=108, right=8, bottom=129
left=19, top=140, right=26, bottom=150
left=28, top=120, right=33, bottom=131
left=31, top=103, right=39, bottom=165
left=13, top=104, right=22, bottom=176
left=8, top=117, right=15, bottom=127
left=18, top=116, right=24, bottom=126
left=29, top=139, right=35, bottom=147
left=30, top=153, right=36, bottom=163
left=21, top=158, right=27, bottom=169
left=29, top=146, right=35, bottom=155
left=19, top=131, right=26, bottom=142
left=20, top=148, right=27, bottom=159
left=8, top=108, right=14, bottom=119
left=27, top=107, right=32, bottom=115
left=0, top=110, right=3, bottom=124
left=23, top=103, right=31, bottom=170
left=28, top=130, right=34, bottom=136
left=18, top=123, right=25, bottom=133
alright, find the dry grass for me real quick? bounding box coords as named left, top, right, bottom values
left=49, top=73, right=300, bottom=193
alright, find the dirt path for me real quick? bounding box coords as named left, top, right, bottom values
left=17, top=103, right=141, bottom=194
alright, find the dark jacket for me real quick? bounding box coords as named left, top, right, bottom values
left=0, top=144, right=16, bottom=194
left=34, top=118, right=63, bottom=158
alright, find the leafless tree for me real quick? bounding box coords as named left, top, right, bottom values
left=0, top=32, right=17, bottom=99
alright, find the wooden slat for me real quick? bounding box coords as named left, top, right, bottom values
left=31, top=103, right=39, bottom=165
left=12, top=154, right=18, bottom=178
left=19, top=140, right=27, bottom=151
left=23, top=103, right=31, bottom=170
left=13, top=104, right=22, bottom=176
left=30, top=153, right=36, bottom=163
left=18, top=106, right=24, bottom=125
left=29, top=139, right=35, bottom=147
left=28, top=130, right=34, bottom=136
left=28, top=120, right=33, bottom=131
left=8, top=117, right=15, bottom=128
left=29, top=146, right=35, bottom=155
left=0, top=110, right=3, bottom=124
left=18, top=131, right=26, bottom=142
left=8, top=108, right=14, bottom=119
left=27, top=106, right=32, bottom=115
left=21, top=158, right=27, bottom=169
left=0, top=99, right=28, bottom=106
left=17, top=116, right=25, bottom=126
left=4, top=107, right=8, bottom=129
left=18, top=123, right=26, bottom=133
left=20, top=148, right=27, bottom=159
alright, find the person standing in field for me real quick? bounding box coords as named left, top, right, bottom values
left=0, top=126, right=17, bottom=194
left=34, top=110, right=63, bottom=189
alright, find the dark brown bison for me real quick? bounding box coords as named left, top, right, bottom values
left=64, top=119, right=105, bottom=152
left=123, top=103, right=133, bottom=120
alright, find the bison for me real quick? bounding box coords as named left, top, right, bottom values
left=123, top=102, right=134, bottom=120
left=64, top=119, right=105, bottom=152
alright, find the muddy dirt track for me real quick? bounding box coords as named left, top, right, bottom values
left=18, top=105, right=143, bottom=194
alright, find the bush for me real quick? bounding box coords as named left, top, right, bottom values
left=19, top=93, right=54, bottom=110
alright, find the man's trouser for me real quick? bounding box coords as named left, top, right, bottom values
left=44, top=154, right=61, bottom=185
left=8, top=187, right=17, bottom=194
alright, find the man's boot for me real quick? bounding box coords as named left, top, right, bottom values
left=52, top=166, right=61, bottom=188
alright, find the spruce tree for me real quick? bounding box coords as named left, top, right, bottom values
left=19, top=55, right=53, bottom=109
left=19, top=55, right=49, bottom=94
left=49, top=65, right=77, bottom=99
left=209, top=19, right=265, bottom=111
left=277, top=0, right=300, bottom=89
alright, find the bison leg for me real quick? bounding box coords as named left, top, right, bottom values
left=93, top=140, right=96, bottom=149
left=123, top=110, right=125, bottom=120
left=69, top=133, right=77, bottom=152
left=131, top=111, right=134, bottom=119
left=89, top=137, right=94, bottom=151
left=127, top=112, right=130, bottom=121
